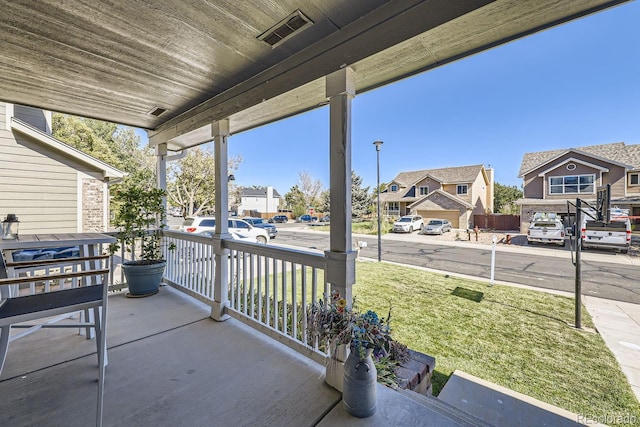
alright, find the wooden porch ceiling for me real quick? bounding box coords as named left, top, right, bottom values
left=0, top=0, right=629, bottom=151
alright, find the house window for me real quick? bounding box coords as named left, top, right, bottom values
left=388, top=202, right=399, bottom=212
left=418, top=186, right=429, bottom=195
left=630, top=173, right=639, bottom=186
left=549, top=174, right=595, bottom=194
left=390, top=184, right=398, bottom=192
left=456, top=184, right=468, bottom=195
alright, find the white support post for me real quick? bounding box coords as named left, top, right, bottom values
left=156, top=143, right=168, bottom=228
left=324, top=67, right=357, bottom=305
left=211, top=119, right=232, bottom=321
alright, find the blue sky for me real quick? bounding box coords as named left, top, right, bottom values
left=137, top=1, right=639, bottom=195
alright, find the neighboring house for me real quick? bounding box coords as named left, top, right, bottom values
left=516, top=142, right=640, bottom=232
left=0, top=103, right=125, bottom=234
left=379, top=164, right=494, bottom=229
left=237, top=186, right=281, bottom=218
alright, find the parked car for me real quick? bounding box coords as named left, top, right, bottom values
left=422, top=219, right=452, bottom=235
left=527, top=212, right=565, bottom=246
left=198, top=230, right=258, bottom=243
left=269, top=215, right=288, bottom=223
left=179, top=217, right=269, bottom=243
left=581, top=208, right=631, bottom=253
left=392, top=215, right=423, bottom=233
left=243, top=217, right=278, bottom=239
left=319, top=215, right=330, bottom=223
left=296, top=214, right=314, bottom=223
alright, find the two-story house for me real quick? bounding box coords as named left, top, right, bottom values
left=516, top=142, right=640, bottom=232
left=237, top=186, right=281, bottom=218
left=0, top=103, right=125, bottom=233
left=379, top=164, right=494, bottom=229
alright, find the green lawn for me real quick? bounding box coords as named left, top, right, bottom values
left=353, top=260, right=640, bottom=425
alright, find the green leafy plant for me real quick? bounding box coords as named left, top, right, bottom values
left=110, top=185, right=168, bottom=262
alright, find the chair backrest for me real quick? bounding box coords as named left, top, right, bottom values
left=0, top=254, right=110, bottom=324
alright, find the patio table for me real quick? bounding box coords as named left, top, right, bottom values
left=0, top=233, right=116, bottom=333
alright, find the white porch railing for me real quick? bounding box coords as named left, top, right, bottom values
left=160, top=230, right=328, bottom=363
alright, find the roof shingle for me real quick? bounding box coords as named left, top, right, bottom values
left=518, top=142, right=640, bottom=177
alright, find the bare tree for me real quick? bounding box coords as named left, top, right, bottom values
left=298, top=171, right=323, bottom=208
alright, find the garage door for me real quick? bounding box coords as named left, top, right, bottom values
left=417, top=210, right=460, bottom=228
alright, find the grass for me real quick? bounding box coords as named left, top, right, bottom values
left=352, top=260, right=640, bottom=425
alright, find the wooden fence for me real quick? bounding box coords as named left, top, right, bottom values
left=473, top=214, right=520, bottom=231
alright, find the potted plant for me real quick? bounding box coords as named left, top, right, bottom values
left=306, top=292, right=408, bottom=389
left=110, top=185, right=168, bottom=297
left=307, top=292, right=409, bottom=417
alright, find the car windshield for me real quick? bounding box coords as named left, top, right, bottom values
left=428, top=220, right=443, bottom=225
left=398, top=217, right=412, bottom=223
left=253, top=219, right=266, bottom=224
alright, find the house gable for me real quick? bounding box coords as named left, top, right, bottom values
left=1, top=106, right=124, bottom=233
left=409, top=189, right=474, bottom=210
left=521, top=148, right=630, bottom=200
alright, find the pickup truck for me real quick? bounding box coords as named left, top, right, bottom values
left=581, top=218, right=631, bottom=253
left=527, top=217, right=566, bottom=246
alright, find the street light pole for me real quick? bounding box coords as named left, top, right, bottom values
left=373, top=140, right=383, bottom=262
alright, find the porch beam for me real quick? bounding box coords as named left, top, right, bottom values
left=325, top=67, right=357, bottom=305
left=211, top=119, right=231, bottom=321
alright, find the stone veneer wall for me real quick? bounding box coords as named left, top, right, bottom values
left=82, top=178, right=104, bottom=232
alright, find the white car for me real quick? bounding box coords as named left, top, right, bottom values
left=392, top=215, right=424, bottom=233
left=180, top=217, right=269, bottom=243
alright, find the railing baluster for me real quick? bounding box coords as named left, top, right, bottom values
left=160, top=230, right=326, bottom=355
left=282, top=260, right=287, bottom=335
left=291, top=262, right=297, bottom=341
left=265, top=257, right=270, bottom=327
left=272, top=257, right=278, bottom=330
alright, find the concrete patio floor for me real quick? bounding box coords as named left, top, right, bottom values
left=0, top=285, right=483, bottom=426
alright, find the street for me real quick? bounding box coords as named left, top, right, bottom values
left=272, top=227, right=640, bottom=304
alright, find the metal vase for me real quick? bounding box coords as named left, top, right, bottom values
left=342, top=347, right=377, bottom=418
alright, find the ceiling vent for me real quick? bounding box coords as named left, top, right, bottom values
left=147, top=107, right=168, bottom=117
left=258, top=10, right=313, bottom=48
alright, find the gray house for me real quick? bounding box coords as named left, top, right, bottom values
left=0, top=104, right=125, bottom=233
left=517, top=141, right=640, bottom=232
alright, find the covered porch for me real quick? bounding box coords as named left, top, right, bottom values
left=0, top=282, right=475, bottom=426
left=0, top=1, right=632, bottom=425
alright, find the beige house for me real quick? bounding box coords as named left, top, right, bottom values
left=379, top=164, right=494, bottom=229
left=517, top=141, right=640, bottom=232
left=0, top=103, right=125, bottom=233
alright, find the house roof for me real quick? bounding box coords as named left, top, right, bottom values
left=11, top=118, right=126, bottom=179
left=518, top=142, right=640, bottom=177
left=240, top=188, right=281, bottom=198
left=391, top=164, right=486, bottom=187
left=408, top=189, right=474, bottom=209
left=0, top=1, right=628, bottom=151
